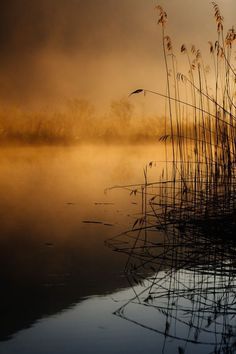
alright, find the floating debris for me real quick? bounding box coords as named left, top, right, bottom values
left=44, top=242, right=54, bottom=247
left=94, top=202, right=114, bottom=206
left=82, top=220, right=103, bottom=224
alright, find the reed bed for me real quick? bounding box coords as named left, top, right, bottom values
left=122, top=1, right=236, bottom=233
left=0, top=100, right=176, bottom=145
left=106, top=3, right=236, bottom=352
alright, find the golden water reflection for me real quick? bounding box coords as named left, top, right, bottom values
left=0, top=143, right=162, bottom=341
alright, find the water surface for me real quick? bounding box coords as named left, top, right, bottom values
left=0, top=143, right=160, bottom=348
left=1, top=144, right=234, bottom=354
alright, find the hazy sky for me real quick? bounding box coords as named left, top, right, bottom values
left=0, top=0, right=235, bottom=112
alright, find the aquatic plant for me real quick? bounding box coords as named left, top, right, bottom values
left=107, top=3, right=236, bottom=352
left=127, top=1, right=236, bottom=229
left=0, top=100, right=180, bottom=145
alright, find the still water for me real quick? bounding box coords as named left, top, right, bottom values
left=0, top=144, right=235, bottom=354
left=0, top=144, right=160, bottom=353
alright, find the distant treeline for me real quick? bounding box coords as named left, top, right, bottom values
left=0, top=98, right=181, bottom=145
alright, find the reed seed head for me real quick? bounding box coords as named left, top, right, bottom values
left=156, top=5, right=167, bottom=26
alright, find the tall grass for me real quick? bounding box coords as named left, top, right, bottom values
left=128, top=2, right=236, bottom=228
left=106, top=5, right=236, bottom=351
left=0, top=99, right=187, bottom=145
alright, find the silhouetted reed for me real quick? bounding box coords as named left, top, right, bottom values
left=107, top=3, right=236, bottom=353
left=127, top=2, right=236, bottom=230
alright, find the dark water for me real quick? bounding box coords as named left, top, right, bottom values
left=0, top=144, right=160, bottom=353
left=0, top=144, right=235, bottom=354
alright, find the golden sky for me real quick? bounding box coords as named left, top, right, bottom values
left=0, top=0, right=235, bottom=113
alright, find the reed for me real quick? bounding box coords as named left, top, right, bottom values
left=128, top=2, right=236, bottom=231
left=0, top=100, right=186, bottom=145
left=106, top=4, right=236, bottom=351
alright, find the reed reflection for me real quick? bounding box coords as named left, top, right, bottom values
left=107, top=176, right=236, bottom=353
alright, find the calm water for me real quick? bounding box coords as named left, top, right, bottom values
left=0, top=144, right=160, bottom=353
left=0, top=144, right=235, bottom=354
